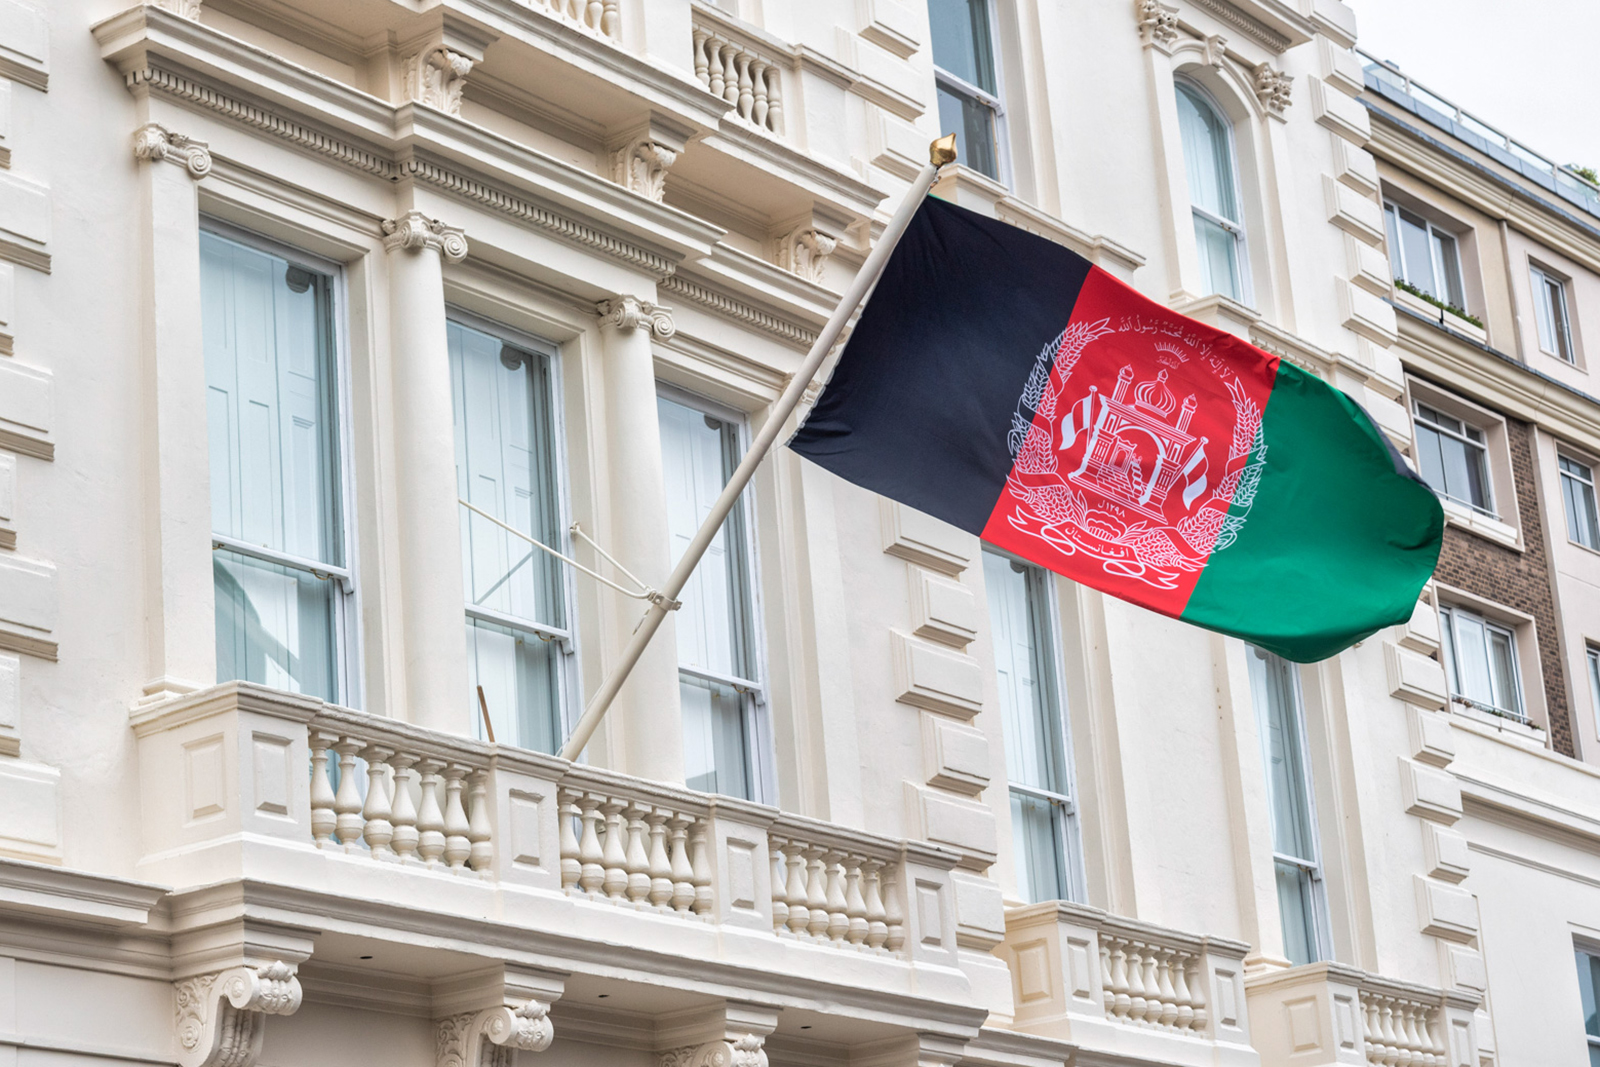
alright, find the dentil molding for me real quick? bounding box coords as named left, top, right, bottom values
left=658, top=1034, right=768, bottom=1067
left=597, top=295, right=675, bottom=339
left=436, top=1000, right=554, bottom=1067
left=382, top=210, right=469, bottom=262
left=174, top=962, right=302, bottom=1067
left=132, top=122, right=212, bottom=179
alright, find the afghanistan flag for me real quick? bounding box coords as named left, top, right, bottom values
left=790, top=197, right=1443, bottom=662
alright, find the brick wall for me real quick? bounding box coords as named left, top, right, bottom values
left=1433, top=415, right=1575, bottom=757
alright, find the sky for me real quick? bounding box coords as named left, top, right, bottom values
left=1344, top=0, right=1600, bottom=173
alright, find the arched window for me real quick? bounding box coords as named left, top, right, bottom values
left=1176, top=81, right=1247, bottom=302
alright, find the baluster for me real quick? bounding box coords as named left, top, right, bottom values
left=578, top=793, right=606, bottom=894
left=361, top=746, right=395, bottom=857
left=332, top=739, right=364, bottom=848
left=883, top=868, right=905, bottom=953
left=415, top=759, right=447, bottom=865
left=389, top=754, right=419, bottom=862
left=1395, top=1005, right=1416, bottom=1067
left=624, top=803, right=651, bottom=904
left=692, top=29, right=711, bottom=89
left=1188, top=954, right=1209, bottom=1032
left=1100, top=943, right=1116, bottom=1015
left=600, top=799, right=629, bottom=900
left=764, top=66, right=783, bottom=135
left=1156, top=948, right=1179, bottom=1028
left=689, top=821, right=713, bottom=916
left=844, top=857, right=868, bottom=946
left=720, top=45, right=740, bottom=105
left=466, top=771, right=493, bottom=873
left=804, top=845, right=830, bottom=939
left=735, top=52, right=754, bottom=119
left=824, top=851, right=850, bottom=943
left=585, top=0, right=602, bottom=32
left=1424, top=1006, right=1445, bottom=1067
left=1125, top=944, right=1148, bottom=1022
left=749, top=58, right=769, bottom=129
left=1108, top=942, right=1132, bottom=1018
left=559, top=790, right=581, bottom=889
left=1143, top=952, right=1162, bottom=1026
left=864, top=859, right=888, bottom=951
left=1378, top=1001, right=1400, bottom=1066
left=707, top=39, right=726, bottom=98
left=668, top=813, right=696, bottom=912
left=601, top=0, right=618, bottom=38
left=1405, top=1005, right=1426, bottom=1067
left=646, top=809, right=673, bottom=908
left=769, top=836, right=789, bottom=933
left=441, top=764, right=472, bottom=870
left=310, top=732, right=337, bottom=847
left=785, top=842, right=811, bottom=935
left=1172, top=951, right=1195, bottom=1031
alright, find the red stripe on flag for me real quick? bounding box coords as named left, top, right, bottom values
left=979, top=267, right=1279, bottom=618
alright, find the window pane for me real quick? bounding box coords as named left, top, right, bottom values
left=1576, top=949, right=1600, bottom=1039
left=1275, top=859, right=1318, bottom=967
left=1590, top=652, right=1600, bottom=757
left=1488, top=628, right=1520, bottom=715
left=1176, top=84, right=1238, bottom=222
left=936, top=83, right=998, bottom=179
left=1249, top=648, right=1316, bottom=863
left=1398, top=211, right=1437, bottom=298
left=1550, top=277, right=1575, bottom=361
left=1385, top=205, right=1404, bottom=281
left=680, top=675, right=750, bottom=798
left=214, top=548, right=336, bottom=700
left=1533, top=269, right=1559, bottom=353
left=466, top=618, right=561, bottom=753
left=451, top=322, right=564, bottom=630
left=1431, top=229, right=1464, bottom=308
left=1194, top=214, right=1242, bottom=302
left=660, top=395, right=759, bottom=800
left=1452, top=612, right=1495, bottom=705
left=1414, top=423, right=1449, bottom=496
left=1440, top=608, right=1462, bottom=696
left=985, top=553, right=1064, bottom=794
left=1010, top=791, right=1067, bottom=904
left=928, top=0, right=995, bottom=94
left=1562, top=463, right=1600, bottom=549
left=201, top=232, right=341, bottom=566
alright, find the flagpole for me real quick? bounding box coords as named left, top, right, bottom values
left=558, top=133, right=958, bottom=763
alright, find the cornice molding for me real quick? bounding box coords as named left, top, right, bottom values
left=1185, top=0, right=1312, bottom=53
left=660, top=274, right=818, bottom=349
left=0, top=857, right=168, bottom=928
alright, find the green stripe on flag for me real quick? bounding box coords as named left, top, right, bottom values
left=1182, top=361, right=1443, bottom=662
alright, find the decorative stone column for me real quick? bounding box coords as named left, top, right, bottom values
left=594, top=295, right=683, bottom=784
left=131, top=122, right=216, bottom=708
left=383, top=210, right=473, bottom=735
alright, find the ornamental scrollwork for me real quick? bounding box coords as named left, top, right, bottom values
left=612, top=139, right=678, bottom=202
left=1135, top=0, right=1180, bottom=49
left=173, top=961, right=303, bottom=1067
left=1253, top=62, right=1294, bottom=116
left=404, top=46, right=475, bottom=115
left=132, top=123, right=212, bottom=179
left=657, top=1035, right=768, bottom=1067
left=381, top=210, right=470, bottom=262
left=436, top=1000, right=554, bottom=1067
left=596, top=295, right=675, bottom=340
left=775, top=227, right=838, bottom=284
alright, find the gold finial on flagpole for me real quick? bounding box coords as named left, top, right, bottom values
left=930, top=133, right=957, bottom=166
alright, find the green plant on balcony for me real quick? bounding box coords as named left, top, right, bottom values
left=1393, top=277, right=1484, bottom=329
left=1571, top=164, right=1599, bottom=186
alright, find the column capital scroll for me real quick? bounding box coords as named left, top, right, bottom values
left=382, top=210, right=469, bottom=262
left=597, top=295, right=675, bottom=340
left=133, top=123, right=212, bottom=179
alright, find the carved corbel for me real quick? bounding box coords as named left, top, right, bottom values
left=174, top=961, right=302, bottom=1067
left=436, top=1000, right=554, bottom=1067
left=381, top=210, right=469, bottom=263
left=774, top=227, right=838, bottom=284
left=659, top=1034, right=768, bottom=1067
left=597, top=295, right=675, bottom=340
left=1200, top=33, right=1228, bottom=68
left=612, top=139, right=679, bottom=202
left=1253, top=62, right=1294, bottom=117
left=133, top=123, right=212, bottom=179
left=145, top=0, right=202, bottom=18
left=1134, top=0, right=1179, bottom=50
left=404, top=46, right=475, bottom=115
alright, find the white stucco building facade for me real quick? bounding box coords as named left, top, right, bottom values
left=1, top=0, right=1598, bottom=1065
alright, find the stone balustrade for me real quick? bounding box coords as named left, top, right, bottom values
left=556, top=780, right=713, bottom=918
left=768, top=817, right=907, bottom=955
left=1245, top=962, right=1480, bottom=1067
left=1097, top=929, right=1209, bottom=1034
left=691, top=20, right=785, bottom=136
left=534, top=0, right=619, bottom=39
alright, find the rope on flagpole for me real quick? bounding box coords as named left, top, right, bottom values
left=557, top=133, right=958, bottom=763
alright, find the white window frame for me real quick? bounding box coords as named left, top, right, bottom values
left=1175, top=77, right=1252, bottom=307
left=1574, top=942, right=1600, bottom=1060
left=657, top=382, right=774, bottom=805
left=1438, top=603, right=1526, bottom=722
left=1249, top=647, right=1331, bottom=966
left=1588, top=647, right=1600, bottom=751
left=1384, top=201, right=1467, bottom=310
left=929, top=0, right=1011, bottom=186
left=448, top=306, right=582, bottom=747
left=1560, top=452, right=1600, bottom=551
left=200, top=217, right=363, bottom=708
left=984, top=547, right=1085, bottom=905
left=1411, top=400, right=1496, bottom=517
left=1530, top=264, right=1576, bottom=363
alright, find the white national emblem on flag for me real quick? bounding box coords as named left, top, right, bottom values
left=1003, top=316, right=1267, bottom=590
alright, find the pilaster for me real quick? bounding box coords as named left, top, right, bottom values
left=384, top=209, right=473, bottom=735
